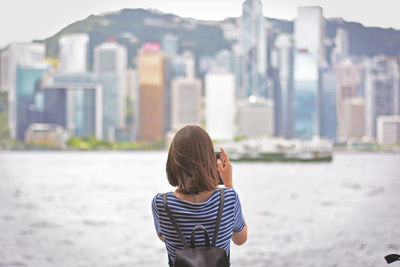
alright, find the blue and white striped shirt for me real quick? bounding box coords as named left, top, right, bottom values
left=151, top=187, right=245, bottom=263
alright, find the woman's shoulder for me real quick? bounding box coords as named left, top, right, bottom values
left=222, top=187, right=239, bottom=197
left=218, top=187, right=240, bottom=206
left=151, top=192, right=165, bottom=207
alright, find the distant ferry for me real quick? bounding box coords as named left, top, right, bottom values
left=215, top=136, right=333, bottom=162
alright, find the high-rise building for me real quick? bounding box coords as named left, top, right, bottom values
left=37, top=82, right=103, bottom=139
left=320, top=68, right=337, bottom=139
left=293, top=6, right=325, bottom=139
left=170, top=77, right=202, bottom=131
left=94, top=40, right=128, bottom=128
left=205, top=72, right=236, bottom=140
left=271, top=34, right=294, bottom=138
left=331, top=27, right=349, bottom=64
left=15, top=65, right=49, bottom=140
left=50, top=73, right=119, bottom=140
left=94, top=41, right=127, bottom=74
left=58, top=33, right=89, bottom=73
left=237, top=96, right=274, bottom=138
left=215, top=50, right=236, bottom=74
left=240, top=0, right=267, bottom=98
left=377, top=116, right=400, bottom=145
left=171, top=51, right=195, bottom=79
left=342, top=98, right=365, bottom=141
left=162, top=34, right=179, bottom=57
left=335, top=59, right=363, bottom=141
left=126, top=69, right=139, bottom=140
left=0, top=42, right=46, bottom=138
left=364, top=56, right=400, bottom=139
left=138, top=47, right=165, bottom=142
left=126, top=69, right=138, bottom=102
left=0, top=49, right=9, bottom=93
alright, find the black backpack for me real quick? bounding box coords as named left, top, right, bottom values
left=163, top=188, right=229, bottom=267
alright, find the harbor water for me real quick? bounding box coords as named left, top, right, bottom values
left=0, top=151, right=399, bottom=267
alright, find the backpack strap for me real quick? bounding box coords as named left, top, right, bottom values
left=190, top=224, right=210, bottom=248
left=211, top=188, right=225, bottom=246
left=163, top=193, right=189, bottom=248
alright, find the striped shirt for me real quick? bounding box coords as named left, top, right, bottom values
left=151, top=187, right=245, bottom=263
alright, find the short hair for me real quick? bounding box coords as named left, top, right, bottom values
left=166, top=125, right=219, bottom=194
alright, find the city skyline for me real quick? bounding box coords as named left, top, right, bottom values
left=1, top=0, right=399, bottom=49
left=0, top=0, right=399, bottom=147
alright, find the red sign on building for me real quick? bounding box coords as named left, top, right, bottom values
left=297, top=48, right=309, bottom=53
left=142, top=42, right=161, bottom=52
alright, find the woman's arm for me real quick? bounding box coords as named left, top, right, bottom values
left=232, top=221, right=247, bottom=245
left=217, top=148, right=247, bottom=245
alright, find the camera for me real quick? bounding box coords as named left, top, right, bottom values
left=215, top=152, right=224, bottom=185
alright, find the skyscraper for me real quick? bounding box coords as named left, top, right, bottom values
left=170, top=51, right=195, bottom=79
left=272, top=34, right=294, bottom=138
left=0, top=49, right=9, bottom=93
left=162, top=34, right=179, bottom=57
left=94, top=41, right=127, bottom=73
left=365, top=56, right=400, bottom=139
left=0, top=42, right=46, bottom=138
left=205, top=72, right=236, bottom=140
left=138, top=45, right=165, bottom=142
left=240, top=0, right=267, bottom=98
left=15, top=65, right=49, bottom=140
left=38, top=81, right=103, bottom=139
left=342, top=98, right=365, bottom=141
left=335, top=59, right=363, bottom=141
left=293, top=6, right=325, bottom=139
left=331, top=27, right=349, bottom=64
left=46, top=73, right=117, bottom=140
left=58, top=34, right=89, bottom=73
left=94, top=40, right=128, bottom=128
left=126, top=69, right=139, bottom=140
left=170, top=77, right=202, bottom=131
left=320, top=68, right=337, bottom=139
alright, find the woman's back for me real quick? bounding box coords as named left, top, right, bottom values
left=152, top=187, right=245, bottom=263
left=150, top=125, right=247, bottom=266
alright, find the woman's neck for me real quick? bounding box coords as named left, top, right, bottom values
left=173, top=189, right=216, bottom=203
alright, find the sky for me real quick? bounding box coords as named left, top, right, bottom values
left=1, top=0, right=399, bottom=49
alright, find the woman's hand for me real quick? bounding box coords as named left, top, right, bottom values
left=217, top=147, right=233, bottom=188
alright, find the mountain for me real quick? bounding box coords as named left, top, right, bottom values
left=325, top=18, right=400, bottom=57
left=44, top=9, right=232, bottom=69
left=43, top=8, right=400, bottom=69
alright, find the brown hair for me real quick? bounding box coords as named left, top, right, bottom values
left=166, top=125, right=219, bottom=194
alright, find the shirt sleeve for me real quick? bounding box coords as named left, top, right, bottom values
left=151, top=194, right=162, bottom=236
left=232, top=191, right=245, bottom=233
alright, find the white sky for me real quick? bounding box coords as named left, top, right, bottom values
left=1, top=0, right=399, bottom=49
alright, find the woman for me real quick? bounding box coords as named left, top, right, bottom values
left=151, top=125, right=247, bottom=266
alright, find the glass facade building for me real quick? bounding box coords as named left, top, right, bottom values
left=40, top=87, right=96, bottom=138
left=240, top=0, right=267, bottom=98
left=52, top=73, right=118, bottom=140
left=321, top=69, right=337, bottom=139
left=16, top=66, right=48, bottom=140
left=294, top=53, right=319, bottom=138
left=41, top=88, right=67, bottom=127
left=294, top=6, right=325, bottom=139
left=365, top=56, right=400, bottom=139
left=272, top=34, right=294, bottom=138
